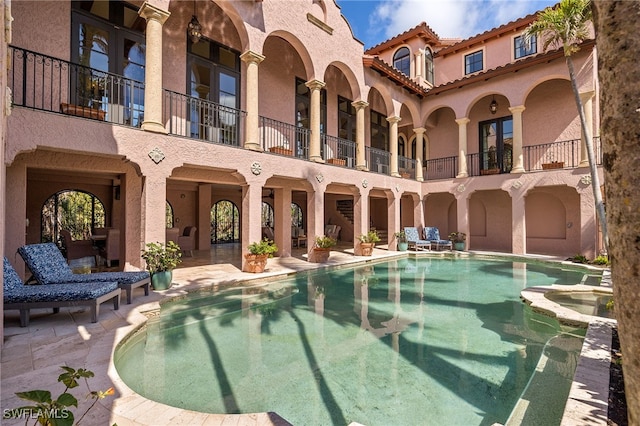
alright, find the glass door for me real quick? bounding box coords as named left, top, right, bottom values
left=479, top=117, right=513, bottom=174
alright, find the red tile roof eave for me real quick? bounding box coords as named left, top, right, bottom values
left=426, top=40, right=595, bottom=97
left=363, top=56, right=427, bottom=98
left=365, top=22, right=441, bottom=55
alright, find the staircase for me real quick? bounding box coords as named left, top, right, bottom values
left=336, top=200, right=354, bottom=224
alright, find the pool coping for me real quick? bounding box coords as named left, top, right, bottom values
left=1, top=251, right=615, bottom=425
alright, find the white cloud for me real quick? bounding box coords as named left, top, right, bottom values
left=369, top=0, right=555, bottom=40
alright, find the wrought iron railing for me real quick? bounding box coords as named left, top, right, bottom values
left=259, top=116, right=310, bottom=159
left=365, top=146, right=390, bottom=175
left=9, top=45, right=144, bottom=127
left=398, top=156, right=416, bottom=178
left=425, top=156, right=457, bottom=180
left=523, top=137, right=602, bottom=171
left=321, top=134, right=356, bottom=168
left=164, top=90, right=245, bottom=147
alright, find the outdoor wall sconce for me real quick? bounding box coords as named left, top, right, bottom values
left=187, top=1, right=202, bottom=43
left=489, top=96, right=498, bottom=114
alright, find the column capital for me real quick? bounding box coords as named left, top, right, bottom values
left=455, top=117, right=470, bottom=125
left=413, top=127, right=426, bottom=135
left=386, top=115, right=402, bottom=124
left=139, top=2, right=171, bottom=24
left=509, top=105, right=526, bottom=114
left=579, top=90, right=595, bottom=101
left=352, top=100, right=369, bottom=110
left=305, top=79, right=326, bottom=91
left=240, top=50, right=265, bottom=65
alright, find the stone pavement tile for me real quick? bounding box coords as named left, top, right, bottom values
left=1, top=356, right=34, bottom=378
left=1, top=343, right=31, bottom=362
left=166, top=409, right=212, bottom=425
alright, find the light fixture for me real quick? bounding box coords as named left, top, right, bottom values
left=489, top=95, right=498, bottom=114
left=187, top=1, right=202, bottom=44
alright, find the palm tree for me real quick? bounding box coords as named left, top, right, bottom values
left=524, top=0, right=608, bottom=252
left=593, top=1, right=640, bottom=421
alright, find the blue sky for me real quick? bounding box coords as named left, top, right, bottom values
left=335, top=0, right=557, bottom=49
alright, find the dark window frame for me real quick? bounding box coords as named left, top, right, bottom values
left=465, top=50, right=483, bottom=75
left=514, top=34, right=537, bottom=59
left=393, top=47, right=411, bottom=76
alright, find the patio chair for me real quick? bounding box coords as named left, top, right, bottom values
left=3, top=257, right=120, bottom=327
left=60, top=229, right=98, bottom=264
left=404, top=227, right=431, bottom=251
left=178, top=226, right=197, bottom=257
left=18, top=243, right=150, bottom=304
left=423, top=227, right=453, bottom=251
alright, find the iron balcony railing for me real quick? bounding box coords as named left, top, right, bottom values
left=365, top=146, right=390, bottom=175
left=321, top=134, right=356, bottom=168
left=425, top=156, right=457, bottom=180
left=164, top=90, right=246, bottom=147
left=523, top=137, right=602, bottom=170
left=398, top=155, right=416, bottom=178
left=260, top=116, right=310, bottom=160
left=9, top=45, right=144, bottom=127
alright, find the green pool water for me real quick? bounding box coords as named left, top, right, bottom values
left=115, top=257, right=592, bottom=426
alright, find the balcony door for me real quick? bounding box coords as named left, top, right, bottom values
left=479, top=117, right=513, bottom=174
left=71, top=2, right=146, bottom=126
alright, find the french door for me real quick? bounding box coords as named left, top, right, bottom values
left=479, top=117, right=513, bottom=174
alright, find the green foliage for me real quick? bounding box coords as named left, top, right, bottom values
left=394, top=231, right=407, bottom=243
left=6, top=366, right=114, bottom=426
left=247, top=238, right=278, bottom=256
left=570, top=254, right=589, bottom=264
left=141, top=241, right=182, bottom=274
left=315, top=235, right=337, bottom=249
left=358, top=230, right=381, bottom=243
left=606, top=299, right=615, bottom=311
left=591, top=255, right=609, bottom=265
left=448, top=232, right=467, bottom=243
left=524, top=0, right=592, bottom=57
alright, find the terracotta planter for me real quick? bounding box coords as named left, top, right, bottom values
left=312, top=247, right=331, bottom=263
left=327, top=158, right=346, bottom=166
left=542, top=162, right=564, bottom=170
left=269, top=147, right=293, bottom=156
left=359, top=242, right=375, bottom=256
left=60, top=103, right=106, bottom=121
left=480, top=168, right=500, bottom=175
left=400, top=172, right=410, bottom=179
left=243, top=253, right=269, bottom=273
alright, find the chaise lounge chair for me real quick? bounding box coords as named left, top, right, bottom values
left=423, top=227, right=453, bottom=251
left=3, top=257, right=120, bottom=327
left=404, top=227, right=432, bottom=251
left=18, top=243, right=150, bottom=304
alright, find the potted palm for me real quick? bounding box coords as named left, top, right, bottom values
left=449, top=232, right=467, bottom=251
left=311, top=235, right=336, bottom=263
left=244, top=238, right=278, bottom=273
left=357, top=230, right=381, bottom=256
left=394, top=231, right=408, bottom=251
left=141, top=241, right=182, bottom=290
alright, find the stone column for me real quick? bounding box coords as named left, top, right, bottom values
left=197, top=184, right=212, bottom=253
left=306, top=79, right=326, bottom=162
left=456, top=194, right=469, bottom=250
left=509, top=105, right=526, bottom=173
left=353, top=100, right=369, bottom=171
left=387, top=116, right=401, bottom=177
left=387, top=192, right=401, bottom=250
left=139, top=3, right=170, bottom=134
left=579, top=91, right=595, bottom=167
left=414, top=127, right=426, bottom=181
left=353, top=187, right=370, bottom=255
left=240, top=51, right=265, bottom=151
left=455, top=117, right=470, bottom=178
left=511, top=189, right=526, bottom=254
left=241, top=183, right=264, bottom=270
left=306, top=185, right=325, bottom=262
left=274, top=188, right=292, bottom=257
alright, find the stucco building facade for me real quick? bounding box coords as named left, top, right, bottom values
left=1, top=0, right=602, bottom=333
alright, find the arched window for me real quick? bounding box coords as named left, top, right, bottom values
left=425, top=47, right=434, bottom=84
left=393, top=47, right=411, bottom=77
left=411, top=138, right=428, bottom=162
left=398, top=135, right=406, bottom=157
left=211, top=200, right=240, bottom=244
left=291, top=203, right=304, bottom=228
left=41, top=190, right=106, bottom=245
left=166, top=201, right=174, bottom=228
left=262, top=202, right=274, bottom=228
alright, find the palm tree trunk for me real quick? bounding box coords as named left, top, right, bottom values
left=593, top=1, right=640, bottom=423
left=566, top=55, right=609, bottom=252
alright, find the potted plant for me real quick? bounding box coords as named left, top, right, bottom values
left=141, top=241, right=182, bottom=290
left=311, top=235, right=336, bottom=263
left=357, top=230, right=381, bottom=256
left=394, top=231, right=409, bottom=251
left=243, top=238, right=278, bottom=273
left=448, top=232, right=467, bottom=251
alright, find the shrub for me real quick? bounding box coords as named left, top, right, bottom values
left=358, top=230, right=381, bottom=243
left=141, top=241, right=182, bottom=274
left=315, top=235, right=337, bottom=249
left=247, top=238, right=278, bottom=256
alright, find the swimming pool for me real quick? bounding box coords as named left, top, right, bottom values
left=115, top=257, right=593, bottom=425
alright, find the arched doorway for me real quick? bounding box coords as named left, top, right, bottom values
left=41, top=190, right=106, bottom=245
left=210, top=200, right=240, bottom=244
